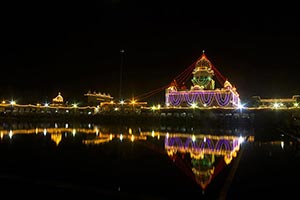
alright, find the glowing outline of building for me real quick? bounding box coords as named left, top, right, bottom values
left=165, top=52, right=240, bottom=108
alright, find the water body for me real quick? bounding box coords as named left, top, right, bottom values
left=0, top=122, right=299, bottom=199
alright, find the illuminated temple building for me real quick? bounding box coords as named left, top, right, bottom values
left=165, top=52, right=240, bottom=108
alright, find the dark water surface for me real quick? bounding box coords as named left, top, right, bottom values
left=0, top=122, right=299, bottom=199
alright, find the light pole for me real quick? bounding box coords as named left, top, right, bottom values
left=119, top=49, right=125, bottom=100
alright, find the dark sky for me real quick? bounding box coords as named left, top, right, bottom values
left=1, top=1, right=300, bottom=104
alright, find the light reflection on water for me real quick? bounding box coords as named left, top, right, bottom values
left=0, top=122, right=299, bottom=199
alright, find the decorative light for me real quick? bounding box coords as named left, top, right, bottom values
left=238, top=135, right=244, bottom=144
left=273, top=103, right=280, bottom=109
left=43, top=128, right=47, bottom=136
left=9, top=130, right=13, bottom=139
left=191, top=102, right=197, bottom=108
left=131, top=99, right=136, bottom=104
left=294, top=103, right=299, bottom=107
left=192, top=135, right=196, bottom=142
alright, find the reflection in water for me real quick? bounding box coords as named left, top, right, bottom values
left=0, top=125, right=248, bottom=194
left=2, top=123, right=300, bottom=198
left=164, top=133, right=245, bottom=191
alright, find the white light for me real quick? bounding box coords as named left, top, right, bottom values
left=273, top=103, right=279, bottom=109
left=43, top=128, right=47, bottom=136
left=9, top=130, right=13, bottom=139
left=281, top=141, right=284, bottom=149
left=238, top=135, right=245, bottom=144
left=238, top=103, right=244, bottom=109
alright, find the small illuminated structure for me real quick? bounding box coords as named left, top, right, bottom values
left=165, top=52, right=240, bottom=108
left=100, top=99, right=147, bottom=112
left=250, top=95, right=300, bottom=108
left=51, top=92, right=64, bottom=106
left=84, top=90, right=114, bottom=106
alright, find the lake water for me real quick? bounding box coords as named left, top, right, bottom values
left=0, top=121, right=299, bottom=199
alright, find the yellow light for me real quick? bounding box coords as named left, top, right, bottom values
left=192, top=135, right=196, bottom=142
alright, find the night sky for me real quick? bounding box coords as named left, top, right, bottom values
left=1, top=2, right=300, bottom=104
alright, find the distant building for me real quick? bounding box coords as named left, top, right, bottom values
left=248, top=95, right=300, bottom=108
left=100, top=100, right=147, bottom=112
left=84, top=91, right=113, bottom=106
left=51, top=92, right=64, bottom=106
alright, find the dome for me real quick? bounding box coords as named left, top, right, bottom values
left=53, top=92, right=64, bottom=103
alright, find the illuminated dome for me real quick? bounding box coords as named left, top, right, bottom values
left=52, top=92, right=64, bottom=105
left=191, top=52, right=215, bottom=90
